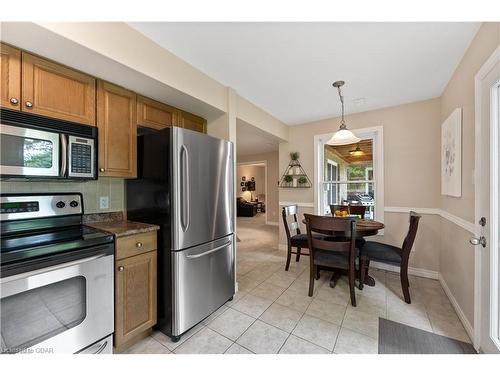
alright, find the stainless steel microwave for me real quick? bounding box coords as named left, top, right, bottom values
left=0, top=109, right=98, bottom=180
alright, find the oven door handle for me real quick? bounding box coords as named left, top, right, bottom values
left=0, top=253, right=109, bottom=284
left=60, top=134, right=68, bottom=177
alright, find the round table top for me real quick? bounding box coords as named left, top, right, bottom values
left=301, top=217, right=384, bottom=236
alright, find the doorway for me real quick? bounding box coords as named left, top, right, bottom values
left=236, top=161, right=268, bottom=223
left=474, top=46, right=500, bottom=353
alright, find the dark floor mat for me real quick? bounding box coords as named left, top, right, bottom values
left=378, top=318, right=476, bottom=354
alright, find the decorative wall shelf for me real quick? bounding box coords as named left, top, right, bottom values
left=279, top=153, right=312, bottom=188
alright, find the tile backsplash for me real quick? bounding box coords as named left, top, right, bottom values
left=0, top=178, right=125, bottom=214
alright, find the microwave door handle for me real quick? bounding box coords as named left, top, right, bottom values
left=60, top=134, right=68, bottom=177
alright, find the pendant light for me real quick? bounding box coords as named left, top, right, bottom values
left=327, top=81, right=361, bottom=146
left=349, top=143, right=365, bottom=157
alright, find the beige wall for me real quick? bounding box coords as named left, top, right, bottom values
left=278, top=98, right=442, bottom=273
left=279, top=98, right=442, bottom=208
left=0, top=178, right=125, bottom=214
left=238, top=151, right=280, bottom=223
left=439, top=22, right=500, bottom=326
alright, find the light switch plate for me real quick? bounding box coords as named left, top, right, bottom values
left=99, top=196, right=109, bottom=209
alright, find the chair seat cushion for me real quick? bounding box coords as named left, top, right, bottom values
left=314, top=248, right=359, bottom=269
left=361, top=241, right=402, bottom=265
left=290, top=233, right=324, bottom=247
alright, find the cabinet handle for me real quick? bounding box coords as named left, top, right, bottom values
left=9, top=98, right=19, bottom=105
left=136, top=242, right=143, bottom=248
left=118, top=266, right=124, bottom=272
left=25, top=101, right=33, bottom=108
left=99, top=168, right=105, bottom=172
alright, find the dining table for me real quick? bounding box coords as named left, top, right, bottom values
left=301, top=216, right=385, bottom=288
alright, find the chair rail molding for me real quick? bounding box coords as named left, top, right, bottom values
left=384, top=206, right=475, bottom=233
left=278, top=201, right=314, bottom=208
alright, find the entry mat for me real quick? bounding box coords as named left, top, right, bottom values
left=378, top=318, right=476, bottom=354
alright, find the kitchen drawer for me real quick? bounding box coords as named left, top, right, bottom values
left=116, top=231, right=157, bottom=260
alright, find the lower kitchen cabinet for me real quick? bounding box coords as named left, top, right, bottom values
left=114, top=233, right=157, bottom=351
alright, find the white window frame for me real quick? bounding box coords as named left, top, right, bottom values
left=314, top=126, right=384, bottom=234
left=325, top=159, right=339, bottom=207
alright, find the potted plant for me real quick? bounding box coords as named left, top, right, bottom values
left=290, top=152, right=299, bottom=161
left=283, top=175, right=293, bottom=186
left=298, top=176, right=307, bottom=186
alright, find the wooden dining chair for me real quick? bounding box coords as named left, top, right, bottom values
left=282, top=205, right=311, bottom=271
left=304, top=214, right=358, bottom=306
left=359, top=211, right=421, bottom=303
left=347, top=205, right=367, bottom=218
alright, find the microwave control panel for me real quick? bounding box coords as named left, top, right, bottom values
left=68, top=136, right=95, bottom=178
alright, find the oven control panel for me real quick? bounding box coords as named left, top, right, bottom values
left=1, top=201, right=39, bottom=214
left=0, top=194, right=83, bottom=221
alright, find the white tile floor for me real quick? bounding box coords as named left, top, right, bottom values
left=124, top=214, right=470, bottom=354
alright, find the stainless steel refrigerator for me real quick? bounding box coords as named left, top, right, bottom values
left=127, top=127, right=235, bottom=342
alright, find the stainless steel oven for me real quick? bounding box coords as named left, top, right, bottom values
left=0, top=108, right=97, bottom=180
left=0, top=193, right=114, bottom=354
left=1, top=252, right=114, bottom=354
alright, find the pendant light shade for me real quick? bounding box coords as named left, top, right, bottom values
left=327, top=128, right=361, bottom=146
left=349, top=143, right=365, bottom=157
left=326, top=81, right=360, bottom=146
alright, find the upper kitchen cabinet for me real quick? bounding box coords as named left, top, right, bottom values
left=22, top=52, right=96, bottom=125
left=97, top=81, right=137, bottom=178
left=137, top=95, right=178, bottom=130
left=179, top=110, right=207, bottom=133
left=1, top=44, right=21, bottom=110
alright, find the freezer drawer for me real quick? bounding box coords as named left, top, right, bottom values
left=172, top=235, right=235, bottom=336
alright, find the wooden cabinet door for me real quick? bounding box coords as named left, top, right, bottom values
left=179, top=110, right=207, bottom=133
left=1, top=43, right=21, bottom=110
left=115, top=251, right=157, bottom=348
left=97, top=81, right=137, bottom=178
left=137, top=95, right=178, bottom=130
left=22, top=52, right=96, bottom=125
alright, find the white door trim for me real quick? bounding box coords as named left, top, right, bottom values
left=473, top=45, right=500, bottom=351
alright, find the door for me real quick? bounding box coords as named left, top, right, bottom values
left=0, top=254, right=114, bottom=354
left=179, top=110, right=206, bottom=133
left=0, top=124, right=60, bottom=177
left=172, top=128, right=234, bottom=250
left=0, top=43, right=21, bottom=110
left=22, top=52, right=96, bottom=125
left=97, top=80, right=137, bottom=178
left=172, top=235, right=235, bottom=335
left=115, top=251, right=157, bottom=348
left=473, top=50, right=500, bottom=353
left=137, top=95, right=178, bottom=130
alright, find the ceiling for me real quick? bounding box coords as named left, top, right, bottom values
left=236, top=119, right=281, bottom=157
left=326, top=139, right=373, bottom=164
left=129, top=22, right=480, bottom=125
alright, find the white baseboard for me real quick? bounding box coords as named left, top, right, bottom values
left=438, top=273, right=474, bottom=342
left=277, top=244, right=438, bottom=279
left=369, top=261, right=439, bottom=279
left=266, top=221, right=279, bottom=226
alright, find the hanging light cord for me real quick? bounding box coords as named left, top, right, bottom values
left=336, top=85, right=346, bottom=129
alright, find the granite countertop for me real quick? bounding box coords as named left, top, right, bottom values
left=84, top=212, right=159, bottom=238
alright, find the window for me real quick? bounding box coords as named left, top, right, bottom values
left=325, top=160, right=338, bottom=205
left=314, top=127, right=384, bottom=225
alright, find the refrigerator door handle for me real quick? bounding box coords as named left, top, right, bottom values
left=180, top=144, right=190, bottom=232
left=185, top=241, right=232, bottom=259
